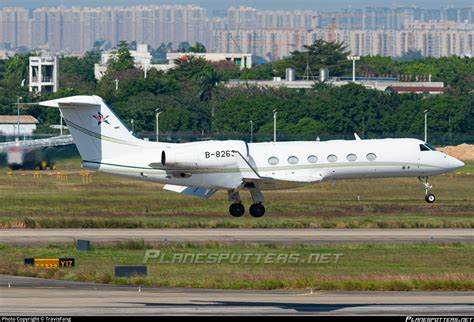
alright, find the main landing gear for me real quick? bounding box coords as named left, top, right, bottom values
left=228, top=189, right=266, bottom=218
left=229, top=203, right=245, bottom=217
left=418, top=176, right=436, bottom=203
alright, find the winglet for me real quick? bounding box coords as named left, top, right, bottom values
left=354, top=133, right=362, bottom=141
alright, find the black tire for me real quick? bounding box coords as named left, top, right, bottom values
left=425, top=194, right=436, bottom=203
left=249, top=203, right=265, bottom=218
left=229, top=203, right=245, bottom=217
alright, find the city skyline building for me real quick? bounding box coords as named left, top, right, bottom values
left=0, top=5, right=473, bottom=59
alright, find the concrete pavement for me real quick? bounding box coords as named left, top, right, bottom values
left=1, top=228, right=473, bottom=245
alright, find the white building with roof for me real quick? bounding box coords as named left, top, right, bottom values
left=0, top=115, right=39, bottom=136
left=94, top=43, right=153, bottom=80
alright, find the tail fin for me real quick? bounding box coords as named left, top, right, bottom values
left=40, top=95, right=140, bottom=162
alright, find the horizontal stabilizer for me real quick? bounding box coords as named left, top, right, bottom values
left=163, top=184, right=217, bottom=199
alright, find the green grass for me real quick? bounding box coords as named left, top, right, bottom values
left=0, top=242, right=473, bottom=291
left=0, top=158, right=473, bottom=228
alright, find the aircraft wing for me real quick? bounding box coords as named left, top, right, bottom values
left=242, top=174, right=325, bottom=190
left=163, top=184, right=218, bottom=199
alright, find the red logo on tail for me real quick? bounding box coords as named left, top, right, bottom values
left=92, top=112, right=110, bottom=125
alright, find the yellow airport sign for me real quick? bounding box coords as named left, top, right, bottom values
left=24, top=258, right=75, bottom=268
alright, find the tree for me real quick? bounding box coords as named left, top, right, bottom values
left=93, top=39, right=107, bottom=52
left=198, top=65, right=221, bottom=102
left=107, top=40, right=135, bottom=72
left=397, top=49, right=423, bottom=62
left=273, top=40, right=351, bottom=77
left=170, top=56, right=208, bottom=81
left=189, top=42, right=206, bottom=53
left=177, top=41, right=191, bottom=53
left=4, top=52, right=34, bottom=84
left=151, top=43, right=168, bottom=62
left=59, top=51, right=100, bottom=84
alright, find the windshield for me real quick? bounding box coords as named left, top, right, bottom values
left=420, top=143, right=437, bottom=152
left=425, top=143, right=437, bottom=151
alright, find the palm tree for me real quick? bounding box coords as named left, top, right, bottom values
left=199, top=65, right=221, bottom=104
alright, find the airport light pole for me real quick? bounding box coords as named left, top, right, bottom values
left=273, top=109, right=278, bottom=142
left=16, top=96, right=22, bottom=137
left=424, top=110, right=429, bottom=143
left=347, top=55, right=360, bottom=82
left=155, top=108, right=162, bottom=142
left=249, top=120, right=253, bottom=143
left=60, top=111, right=63, bottom=136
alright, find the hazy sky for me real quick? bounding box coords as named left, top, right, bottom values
left=2, top=0, right=473, bottom=11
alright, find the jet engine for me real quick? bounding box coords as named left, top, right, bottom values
left=158, top=140, right=248, bottom=170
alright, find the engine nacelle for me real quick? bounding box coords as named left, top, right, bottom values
left=160, top=140, right=248, bottom=169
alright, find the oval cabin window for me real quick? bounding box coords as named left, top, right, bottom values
left=287, top=156, right=299, bottom=165
left=307, top=155, right=318, bottom=163
left=366, top=153, right=377, bottom=161
left=347, top=154, right=357, bottom=162
left=327, top=154, right=338, bottom=162
left=268, top=157, right=279, bottom=165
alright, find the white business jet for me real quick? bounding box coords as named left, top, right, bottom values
left=40, top=95, right=464, bottom=218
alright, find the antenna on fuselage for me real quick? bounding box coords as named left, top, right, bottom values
left=354, top=133, right=362, bottom=141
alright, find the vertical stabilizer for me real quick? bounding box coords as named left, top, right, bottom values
left=40, top=95, right=140, bottom=161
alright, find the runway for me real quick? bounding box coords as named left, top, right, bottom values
left=0, top=275, right=472, bottom=315
left=0, top=228, right=473, bottom=245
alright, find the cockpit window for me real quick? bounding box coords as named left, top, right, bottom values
left=419, top=144, right=430, bottom=151
left=425, top=143, right=437, bottom=151
left=420, top=144, right=437, bottom=151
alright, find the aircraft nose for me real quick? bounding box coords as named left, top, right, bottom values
left=448, top=156, right=464, bottom=170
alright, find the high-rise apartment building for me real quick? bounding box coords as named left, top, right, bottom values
left=0, top=7, right=29, bottom=50
left=0, top=5, right=473, bottom=59
left=1, top=5, right=209, bottom=55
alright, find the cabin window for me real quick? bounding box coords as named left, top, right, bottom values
left=366, top=153, right=377, bottom=161
left=419, top=144, right=430, bottom=151
left=288, top=156, right=299, bottom=165
left=347, top=154, right=357, bottom=162
left=327, top=154, right=338, bottom=162
left=268, top=157, right=279, bottom=165
left=307, top=155, right=318, bottom=163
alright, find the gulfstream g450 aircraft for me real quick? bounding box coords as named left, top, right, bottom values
left=40, top=95, right=464, bottom=217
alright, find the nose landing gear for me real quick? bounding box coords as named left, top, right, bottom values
left=418, top=176, right=436, bottom=203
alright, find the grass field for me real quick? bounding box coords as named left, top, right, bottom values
left=0, top=242, right=472, bottom=291
left=0, top=158, right=473, bottom=229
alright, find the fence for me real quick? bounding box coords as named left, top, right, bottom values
left=138, top=131, right=474, bottom=146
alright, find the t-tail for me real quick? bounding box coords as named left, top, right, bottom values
left=39, top=95, right=146, bottom=163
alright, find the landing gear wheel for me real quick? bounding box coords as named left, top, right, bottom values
left=229, top=203, right=245, bottom=217
left=425, top=194, right=436, bottom=203
left=249, top=203, right=265, bottom=218
left=418, top=176, right=436, bottom=204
